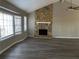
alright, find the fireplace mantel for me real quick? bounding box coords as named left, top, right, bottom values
left=36, top=22, right=51, bottom=24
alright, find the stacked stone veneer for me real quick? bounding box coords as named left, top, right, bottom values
left=35, top=4, right=53, bottom=38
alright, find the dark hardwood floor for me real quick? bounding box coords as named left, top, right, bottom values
left=1, top=37, right=79, bottom=59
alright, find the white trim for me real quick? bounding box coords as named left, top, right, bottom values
left=0, top=38, right=25, bottom=55
left=54, top=36, right=79, bottom=39
left=36, top=22, right=51, bottom=24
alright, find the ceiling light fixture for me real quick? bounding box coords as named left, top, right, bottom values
left=68, top=0, right=79, bottom=10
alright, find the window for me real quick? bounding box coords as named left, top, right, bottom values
left=24, top=16, right=27, bottom=31
left=0, top=12, right=13, bottom=39
left=14, top=15, right=22, bottom=35
left=0, top=11, right=26, bottom=40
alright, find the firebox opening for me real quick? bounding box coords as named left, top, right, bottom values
left=39, top=29, right=47, bottom=35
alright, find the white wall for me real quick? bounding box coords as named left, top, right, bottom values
left=28, top=2, right=79, bottom=38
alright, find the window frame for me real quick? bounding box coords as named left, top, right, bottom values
left=0, top=12, right=25, bottom=41
left=0, top=9, right=27, bottom=41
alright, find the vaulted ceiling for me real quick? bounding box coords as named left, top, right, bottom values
left=7, top=0, right=59, bottom=13
left=7, top=0, right=79, bottom=13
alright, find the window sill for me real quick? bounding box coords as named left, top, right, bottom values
left=0, top=32, right=26, bottom=42
left=0, top=34, right=14, bottom=41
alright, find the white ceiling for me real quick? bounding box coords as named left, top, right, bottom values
left=7, top=0, right=79, bottom=13
left=7, top=0, right=59, bottom=13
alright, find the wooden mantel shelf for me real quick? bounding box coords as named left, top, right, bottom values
left=36, top=22, right=51, bottom=24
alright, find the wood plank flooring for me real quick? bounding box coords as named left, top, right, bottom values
left=1, top=38, right=79, bottom=59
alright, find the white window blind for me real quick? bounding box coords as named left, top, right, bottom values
left=0, top=12, right=13, bottom=39
left=24, top=16, right=27, bottom=31
left=14, top=15, right=22, bottom=35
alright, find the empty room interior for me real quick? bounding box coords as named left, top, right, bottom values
left=1, top=0, right=79, bottom=59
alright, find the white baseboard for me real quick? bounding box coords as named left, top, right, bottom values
left=54, top=36, right=79, bottom=39
left=0, top=38, right=25, bottom=55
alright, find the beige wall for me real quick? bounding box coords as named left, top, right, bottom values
left=28, top=2, right=79, bottom=38
left=53, top=2, right=79, bottom=38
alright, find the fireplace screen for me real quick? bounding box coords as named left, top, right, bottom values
left=39, top=29, right=47, bottom=35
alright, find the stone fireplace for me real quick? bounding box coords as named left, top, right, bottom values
left=34, top=4, right=53, bottom=38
